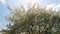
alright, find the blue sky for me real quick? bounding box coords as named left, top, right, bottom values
left=0, top=0, right=60, bottom=30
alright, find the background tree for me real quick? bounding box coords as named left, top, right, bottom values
left=1, top=4, right=60, bottom=34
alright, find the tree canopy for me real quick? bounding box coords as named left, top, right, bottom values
left=1, top=5, right=60, bottom=34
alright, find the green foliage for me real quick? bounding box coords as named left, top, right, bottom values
left=1, top=5, right=60, bottom=34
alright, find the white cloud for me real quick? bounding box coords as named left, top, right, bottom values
left=0, top=0, right=6, bottom=3
left=10, top=0, right=40, bottom=6
left=46, top=4, right=55, bottom=10
left=22, top=0, right=39, bottom=6
left=53, top=4, right=60, bottom=11
left=46, top=4, right=60, bottom=11
left=26, top=0, right=39, bottom=4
